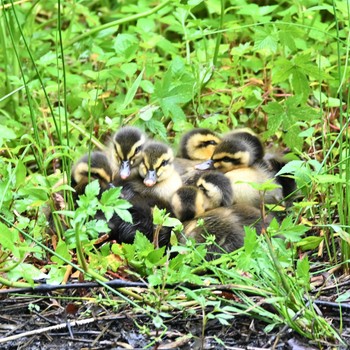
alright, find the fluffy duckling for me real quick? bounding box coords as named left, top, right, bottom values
left=195, top=130, right=265, bottom=172
left=118, top=140, right=182, bottom=211
left=196, top=171, right=234, bottom=209
left=178, top=128, right=221, bottom=160
left=133, top=140, right=183, bottom=202
left=107, top=126, right=147, bottom=182
left=171, top=186, right=271, bottom=258
left=71, top=151, right=114, bottom=198
left=175, top=128, right=221, bottom=184
left=195, top=131, right=282, bottom=207
left=71, top=151, right=171, bottom=246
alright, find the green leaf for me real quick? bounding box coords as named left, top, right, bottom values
left=121, top=68, right=145, bottom=110
left=0, top=222, right=18, bottom=251
left=335, top=291, right=350, bottom=303
left=84, top=180, right=100, bottom=198
left=296, top=256, right=310, bottom=288
left=114, top=208, right=133, bottom=224
left=254, top=28, right=278, bottom=54
left=0, top=125, right=17, bottom=146
left=291, top=69, right=310, bottom=99
left=113, top=33, right=138, bottom=60
left=15, top=160, right=26, bottom=187
left=146, top=247, right=167, bottom=267
left=100, top=187, right=122, bottom=206
left=133, top=231, right=154, bottom=256
left=295, top=236, right=323, bottom=250
left=153, top=315, right=163, bottom=329
left=51, top=240, right=71, bottom=265
left=7, top=263, right=45, bottom=285
left=139, top=105, right=159, bottom=121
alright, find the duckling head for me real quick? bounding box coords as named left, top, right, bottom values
left=195, top=131, right=264, bottom=173
left=139, top=141, right=175, bottom=187
left=111, top=126, right=146, bottom=179
left=171, top=186, right=206, bottom=221
left=179, top=128, right=221, bottom=160
left=196, top=171, right=233, bottom=209
left=71, top=151, right=114, bottom=194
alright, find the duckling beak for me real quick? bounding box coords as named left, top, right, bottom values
left=144, top=170, right=157, bottom=187
left=107, top=183, right=115, bottom=189
left=195, top=159, right=214, bottom=170
left=119, top=160, right=131, bottom=179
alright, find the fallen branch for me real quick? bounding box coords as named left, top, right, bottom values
left=0, top=315, right=125, bottom=344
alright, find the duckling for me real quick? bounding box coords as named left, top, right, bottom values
left=195, top=130, right=265, bottom=172
left=171, top=172, right=233, bottom=221
left=171, top=186, right=271, bottom=258
left=196, top=171, right=234, bottom=209
left=71, top=151, right=114, bottom=198
left=133, top=140, right=183, bottom=203
left=195, top=131, right=282, bottom=207
left=171, top=185, right=206, bottom=222
left=178, top=128, right=221, bottom=160
left=71, top=151, right=171, bottom=246
left=107, top=126, right=147, bottom=182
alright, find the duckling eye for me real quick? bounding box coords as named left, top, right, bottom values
left=198, top=184, right=207, bottom=194
left=221, top=156, right=233, bottom=163
left=207, top=140, right=218, bottom=146
left=135, top=146, right=141, bottom=154
left=161, top=159, right=169, bottom=167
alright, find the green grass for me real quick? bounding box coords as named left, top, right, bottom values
left=0, top=0, right=349, bottom=347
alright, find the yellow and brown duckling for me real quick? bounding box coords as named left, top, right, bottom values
left=71, top=150, right=171, bottom=246
left=178, top=128, right=221, bottom=161
left=171, top=185, right=272, bottom=258
left=107, top=126, right=147, bottom=182
left=171, top=170, right=235, bottom=222
left=134, top=140, right=183, bottom=203
left=196, top=171, right=234, bottom=209
left=195, top=129, right=265, bottom=172
left=71, top=151, right=114, bottom=198
left=175, top=128, right=221, bottom=184
left=195, top=131, right=282, bottom=207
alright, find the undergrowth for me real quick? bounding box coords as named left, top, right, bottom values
left=0, top=0, right=349, bottom=347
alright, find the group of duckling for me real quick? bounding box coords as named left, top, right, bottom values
left=71, top=126, right=295, bottom=257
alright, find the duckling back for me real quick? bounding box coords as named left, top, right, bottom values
left=225, top=166, right=283, bottom=207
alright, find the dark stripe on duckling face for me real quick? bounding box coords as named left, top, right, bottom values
left=72, top=162, right=113, bottom=192
left=186, top=133, right=221, bottom=160
left=211, top=151, right=250, bottom=172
